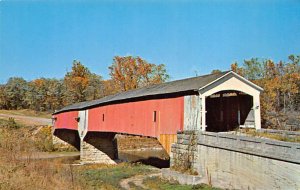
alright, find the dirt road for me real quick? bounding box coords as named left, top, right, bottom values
left=20, top=152, right=80, bottom=160
left=0, top=113, right=52, bottom=126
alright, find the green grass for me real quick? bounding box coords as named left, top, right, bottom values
left=78, top=163, right=154, bottom=189
left=143, top=176, right=221, bottom=190
left=76, top=164, right=222, bottom=190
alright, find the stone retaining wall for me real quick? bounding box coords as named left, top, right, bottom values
left=198, top=131, right=300, bottom=164
left=170, top=131, right=198, bottom=171
left=170, top=131, right=300, bottom=189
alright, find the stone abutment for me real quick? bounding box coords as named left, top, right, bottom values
left=80, top=132, right=117, bottom=164
left=170, top=131, right=300, bottom=189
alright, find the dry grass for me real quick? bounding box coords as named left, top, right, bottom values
left=0, top=153, right=79, bottom=190
left=0, top=120, right=149, bottom=190
left=0, top=119, right=54, bottom=152
left=240, top=128, right=300, bottom=143
left=0, top=120, right=81, bottom=190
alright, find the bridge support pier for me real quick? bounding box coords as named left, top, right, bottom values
left=80, top=132, right=117, bottom=164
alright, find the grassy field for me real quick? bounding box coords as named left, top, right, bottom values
left=77, top=163, right=155, bottom=189
left=76, top=163, right=221, bottom=190
left=144, top=176, right=220, bottom=190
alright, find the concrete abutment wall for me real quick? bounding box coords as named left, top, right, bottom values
left=171, top=131, right=300, bottom=189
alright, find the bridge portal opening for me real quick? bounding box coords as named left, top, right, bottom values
left=205, top=90, right=253, bottom=132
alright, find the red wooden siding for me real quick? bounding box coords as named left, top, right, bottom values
left=53, top=111, right=78, bottom=130
left=88, top=97, right=184, bottom=137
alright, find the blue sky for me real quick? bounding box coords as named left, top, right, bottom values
left=0, top=0, right=300, bottom=83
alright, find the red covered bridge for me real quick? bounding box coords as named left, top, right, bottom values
left=52, top=71, right=263, bottom=164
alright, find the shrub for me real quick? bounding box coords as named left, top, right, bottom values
left=7, top=117, right=21, bottom=129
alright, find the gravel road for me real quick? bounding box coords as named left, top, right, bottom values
left=0, top=113, right=52, bottom=126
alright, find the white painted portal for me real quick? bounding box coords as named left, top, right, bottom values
left=199, top=75, right=262, bottom=131
left=78, top=110, right=88, bottom=140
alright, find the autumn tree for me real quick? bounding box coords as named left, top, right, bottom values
left=231, top=62, right=244, bottom=76
left=64, top=60, right=91, bottom=104
left=109, top=56, right=169, bottom=91
left=102, top=79, right=119, bottom=97
left=281, top=56, right=300, bottom=111
left=85, top=73, right=104, bottom=101
left=64, top=60, right=103, bottom=104
left=231, top=54, right=300, bottom=128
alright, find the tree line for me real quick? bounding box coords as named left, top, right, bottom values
left=231, top=54, right=300, bottom=127
left=0, top=56, right=168, bottom=112
left=0, top=54, right=299, bottom=128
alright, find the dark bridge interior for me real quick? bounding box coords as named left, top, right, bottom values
left=206, top=90, right=253, bottom=132
left=53, top=129, right=80, bottom=150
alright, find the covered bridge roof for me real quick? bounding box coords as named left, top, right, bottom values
left=54, top=71, right=261, bottom=114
